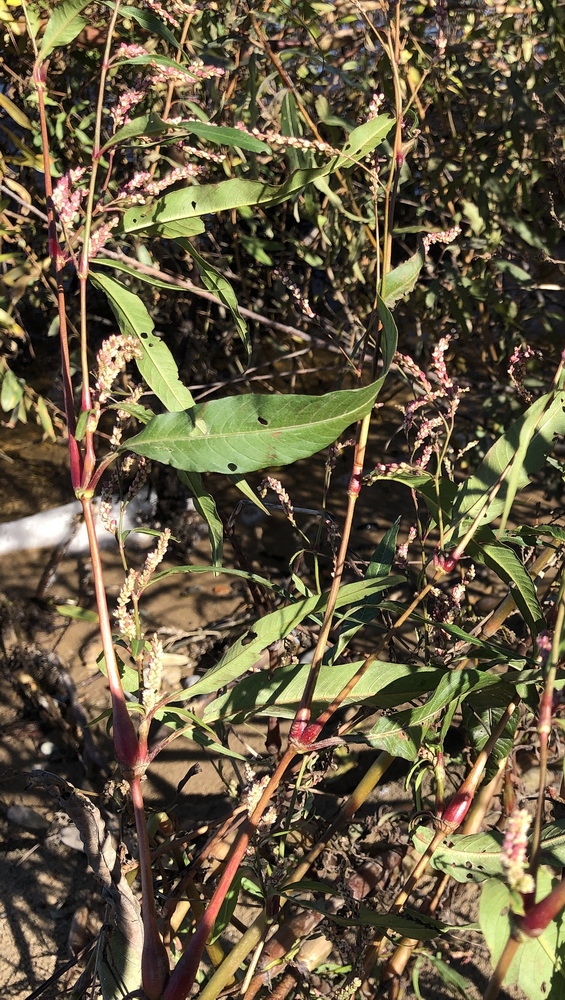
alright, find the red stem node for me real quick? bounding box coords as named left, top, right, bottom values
left=439, top=789, right=472, bottom=830
left=299, top=722, right=323, bottom=746
left=348, top=468, right=363, bottom=496
left=516, top=879, right=565, bottom=939
left=289, top=709, right=310, bottom=743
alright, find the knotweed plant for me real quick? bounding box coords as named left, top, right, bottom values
left=2, top=3, right=565, bottom=1000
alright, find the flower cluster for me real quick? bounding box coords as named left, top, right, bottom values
left=114, top=568, right=139, bottom=640
left=52, top=167, right=87, bottom=226
left=109, top=384, right=145, bottom=450
left=235, top=121, right=338, bottom=156
left=94, top=335, right=142, bottom=406
left=273, top=267, right=316, bottom=320
left=114, top=530, right=171, bottom=639
left=174, top=143, right=226, bottom=164
left=259, top=476, right=296, bottom=527
left=136, top=529, right=172, bottom=594
left=110, top=88, right=147, bottom=129
left=394, top=335, right=467, bottom=470
left=89, top=216, right=119, bottom=258
left=501, top=808, right=535, bottom=895
left=112, top=43, right=148, bottom=61
left=423, top=225, right=461, bottom=254
left=151, top=61, right=224, bottom=86
left=395, top=525, right=417, bottom=569
left=508, top=343, right=541, bottom=403
left=143, top=633, right=164, bottom=711
left=142, top=0, right=196, bottom=28
left=145, top=163, right=202, bottom=196
left=367, top=92, right=385, bottom=120
left=428, top=569, right=474, bottom=627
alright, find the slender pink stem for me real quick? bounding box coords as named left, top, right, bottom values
left=80, top=497, right=139, bottom=768
left=130, top=774, right=170, bottom=999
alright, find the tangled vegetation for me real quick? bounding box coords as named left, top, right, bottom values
left=1, top=1, right=565, bottom=999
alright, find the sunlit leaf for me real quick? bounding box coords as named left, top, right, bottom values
left=122, top=116, right=393, bottom=233
left=37, top=0, right=89, bottom=62
left=90, top=272, right=195, bottom=412
left=124, top=382, right=381, bottom=474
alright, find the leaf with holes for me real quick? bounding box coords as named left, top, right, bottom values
left=124, top=382, right=381, bottom=474
left=122, top=115, right=394, bottom=233
left=158, top=576, right=403, bottom=706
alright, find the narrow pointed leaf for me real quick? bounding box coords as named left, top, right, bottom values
left=471, top=539, right=545, bottom=635
left=362, top=669, right=505, bottom=761
left=202, top=660, right=444, bottom=725
left=182, top=242, right=249, bottom=354
left=124, top=382, right=381, bottom=474
left=122, top=115, right=393, bottom=233
left=177, top=471, right=223, bottom=566
left=37, top=0, right=89, bottom=62
left=450, top=390, right=565, bottom=538
left=91, top=272, right=194, bottom=412
left=367, top=517, right=401, bottom=579
left=382, top=245, right=426, bottom=308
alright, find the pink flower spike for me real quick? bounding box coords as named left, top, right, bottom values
left=423, top=225, right=461, bottom=254
left=501, top=808, right=534, bottom=895
left=52, top=167, right=87, bottom=226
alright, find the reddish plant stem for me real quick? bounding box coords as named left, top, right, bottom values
left=161, top=747, right=296, bottom=1000
left=130, top=774, right=170, bottom=999
left=80, top=497, right=138, bottom=768
left=290, top=417, right=370, bottom=744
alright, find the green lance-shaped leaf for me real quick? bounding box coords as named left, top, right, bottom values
left=158, top=576, right=403, bottom=705
left=382, top=244, right=426, bottom=309
left=470, top=538, right=545, bottom=636
left=181, top=241, right=249, bottom=354
left=450, top=390, right=565, bottom=540
left=177, top=471, right=223, bottom=566
left=37, top=0, right=89, bottom=63
left=366, top=517, right=401, bottom=579
left=90, top=272, right=194, bottom=412
left=121, top=114, right=394, bottom=233
left=103, top=112, right=270, bottom=155
left=100, top=1, right=181, bottom=49
left=94, top=255, right=204, bottom=291
left=202, top=660, right=444, bottom=726
left=124, top=382, right=381, bottom=475
left=361, top=668, right=507, bottom=761
left=480, top=870, right=565, bottom=999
